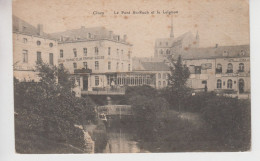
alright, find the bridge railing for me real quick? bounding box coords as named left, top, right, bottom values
left=97, top=105, right=132, bottom=116
left=82, top=86, right=126, bottom=95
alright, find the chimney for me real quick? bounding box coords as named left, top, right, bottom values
left=37, top=24, right=43, bottom=36
left=215, top=44, right=218, bottom=48
left=123, top=34, right=127, bottom=41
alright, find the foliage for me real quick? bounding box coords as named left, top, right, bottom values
left=200, top=96, right=251, bottom=150
left=163, top=55, right=191, bottom=111
left=125, top=85, right=169, bottom=141
left=14, top=62, right=96, bottom=153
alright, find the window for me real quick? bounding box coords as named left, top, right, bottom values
left=116, top=62, right=119, bottom=70
left=217, top=79, right=222, bottom=89
left=49, top=53, right=53, bottom=65
left=37, top=52, right=41, bottom=62
left=95, top=61, right=99, bottom=70
left=117, top=49, right=119, bottom=56
left=83, top=62, right=88, bottom=69
left=239, top=63, right=244, bottom=72
left=158, top=73, right=161, bottom=79
left=121, top=63, right=123, bottom=70
left=160, top=49, right=163, bottom=55
left=227, top=79, right=232, bottom=89
left=108, top=47, right=111, bottom=55
left=163, top=73, right=166, bottom=79
left=108, top=61, right=111, bottom=70
left=95, top=47, right=99, bottom=55
left=23, top=38, right=27, bottom=43
left=216, top=64, right=222, bottom=73
left=49, top=43, right=53, bottom=47
left=36, top=40, right=41, bottom=46
left=83, top=48, right=87, bottom=56
left=128, top=64, right=131, bottom=71
left=22, top=50, right=28, bottom=63
left=166, top=49, right=170, bottom=55
left=227, top=63, right=233, bottom=73
left=121, top=50, right=123, bottom=55
left=73, top=62, right=77, bottom=69
left=166, top=42, right=168, bottom=46
left=95, top=76, right=99, bottom=86
left=163, top=81, right=166, bottom=87
left=60, top=50, right=63, bottom=58
left=158, top=81, right=161, bottom=86
left=73, top=48, right=77, bottom=57
left=88, top=33, right=91, bottom=38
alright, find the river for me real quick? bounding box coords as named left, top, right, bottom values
left=102, top=119, right=149, bottom=153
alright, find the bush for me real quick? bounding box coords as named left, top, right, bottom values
left=201, top=96, right=251, bottom=150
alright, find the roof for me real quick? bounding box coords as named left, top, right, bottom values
left=134, top=62, right=170, bottom=71
left=173, top=45, right=250, bottom=60
left=12, top=15, right=56, bottom=40
left=155, top=32, right=194, bottom=48
left=50, top=26, right=131, bottom=45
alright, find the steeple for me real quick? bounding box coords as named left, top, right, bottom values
left=170, top=15, right=174, bottom=38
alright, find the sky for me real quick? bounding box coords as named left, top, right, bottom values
left=13, top=0, right=250, bottom=57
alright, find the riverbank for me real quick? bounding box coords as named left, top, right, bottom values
left=138, top=109, right=250, bottom=152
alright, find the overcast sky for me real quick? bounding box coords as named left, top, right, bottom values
left=13, top=0, right=249, bottom=57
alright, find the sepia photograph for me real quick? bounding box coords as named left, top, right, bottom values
left=12, top=0, right=251, bottom=154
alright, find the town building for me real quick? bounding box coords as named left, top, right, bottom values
left=177, top=44, right=250, bottom=98
left=50, top=26, right=133, bottom=94
left=13, top=16, right=58, bottom=82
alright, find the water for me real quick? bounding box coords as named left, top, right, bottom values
left=102, top=119, right=148, bottom=153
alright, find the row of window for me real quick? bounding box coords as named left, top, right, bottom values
left=60, top=48, right=131, bottom=59
left=216, top=79, right=244, bottom=89
left=22, top=50, right=53, bottom=65
left=72, top=61, right=131, bottom=71
left=158, top=73, right=168, bottom=79
left=22, top=38, right=54, bottom=47
left=158, top=81, right=167, bottom=87
left=216, top=63, right=245, bottom=73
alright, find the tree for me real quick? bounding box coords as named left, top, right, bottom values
left=166, top=55, right=191, bottom=112
left=14, top=61, right=96, bottom=153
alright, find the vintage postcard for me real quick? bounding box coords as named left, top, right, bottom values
left=13, top=0, right=250, bottom=153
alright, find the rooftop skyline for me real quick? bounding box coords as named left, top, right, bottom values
left=13, top=0, right=249, bottom=57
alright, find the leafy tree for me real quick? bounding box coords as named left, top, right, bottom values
left=14, top=61, right=96, bottom=153
left=166, top=55, right=191, bottom=112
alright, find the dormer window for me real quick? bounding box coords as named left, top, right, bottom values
left=88, top=33, right=91, bottom=39
left=49, top=43, right=53, bottom=47
left=95, top=47, right=99, bottom=55
left=23, top=38, right=27, bottom=43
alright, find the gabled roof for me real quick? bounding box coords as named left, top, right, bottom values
left=173, top=45, right=250, bottom=60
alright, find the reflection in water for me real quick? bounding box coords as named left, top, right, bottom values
left=102, top=120, right=142, bottom=153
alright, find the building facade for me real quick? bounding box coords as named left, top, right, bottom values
left=181, top=45, right=250, bottom=98
left=13, top=16, right=58, bottom=82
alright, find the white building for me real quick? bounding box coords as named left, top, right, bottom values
left=13, top=16, right=58, bottom=82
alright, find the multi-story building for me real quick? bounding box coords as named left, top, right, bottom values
left=13, top=16, right=58, bottom=81
left=50, top=27, right=133, bottom=93
left=181, top=44, right=250, bottom=98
